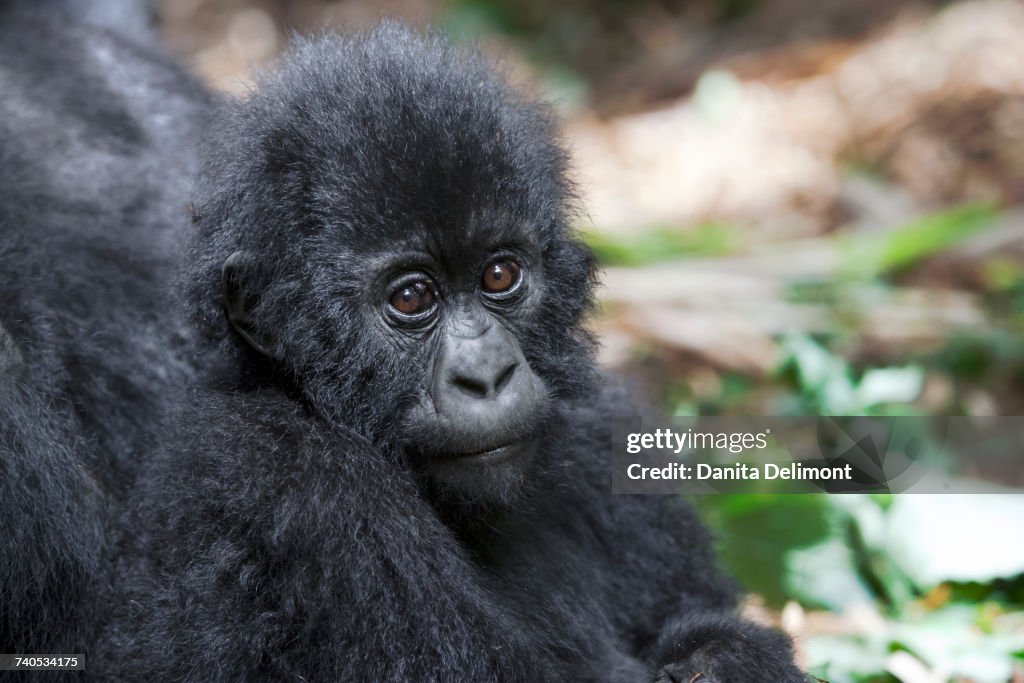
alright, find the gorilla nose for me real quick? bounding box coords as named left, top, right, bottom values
left=431, top=322, right=546, bottom=437
left=450, top=361, right=518, bottom=399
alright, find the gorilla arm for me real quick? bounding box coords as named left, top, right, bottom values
left=606, top=496, right=807, bottom=683
left=112, top=387, right=554, bottom=683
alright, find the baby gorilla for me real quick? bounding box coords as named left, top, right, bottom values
left=108, top=24, right=807, bottom=682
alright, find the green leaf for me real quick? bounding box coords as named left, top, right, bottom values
left=840, top=203, right=999, bottom=279
left=695, top=494, right=833, bottom=606
left=804, top=632, right=892, bottom=682
left=786, top=537, right=876, bottom=611
left=890, top=606, right=1024, bottom=683
left=693, top=70, right=744, bottom=119
left=583, top=224, right=738, bottom=266
left=885, top=495, right=1024, bottom=586
left=854, top=367, right=924, bottom=407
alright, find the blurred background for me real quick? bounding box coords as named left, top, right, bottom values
left=153, top=1, right=1024, bottom=680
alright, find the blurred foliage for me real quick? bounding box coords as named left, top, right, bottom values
left=584, top=223, right=738, bottom=265
left=839, top=203, right=998, bottom=280
left=778, top=336, right=924, bottom=416
left=606, top=201, right=1024, bottom=680
left=685, top=323, right=1024, bottom=681
left=441, top=0, right=718, bottom=70
left=699, top=493, right=1024, bottom=682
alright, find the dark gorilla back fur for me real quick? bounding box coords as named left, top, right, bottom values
left=104, top=24, right=806, bottom=683
left=0, top=5, right=208, bottom=658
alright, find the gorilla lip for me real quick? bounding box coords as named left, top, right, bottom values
left=447, top=442, right=524, bottom=464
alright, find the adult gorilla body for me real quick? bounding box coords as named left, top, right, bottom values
left=0, top=5, right=207, bottom=657
left=108, top=26, right=807, bottom=682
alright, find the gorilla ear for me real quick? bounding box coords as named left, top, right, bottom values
left=222, top=250, right=277, bottom=358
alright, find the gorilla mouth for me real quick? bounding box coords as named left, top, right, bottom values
left=443, top=440, right=530, bottom=465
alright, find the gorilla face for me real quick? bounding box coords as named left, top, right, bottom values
left=202, top=27, right=597, bottom=502
left=376, top=246, right=551, bottom=494
left=222, top=218, right=559, bottom=501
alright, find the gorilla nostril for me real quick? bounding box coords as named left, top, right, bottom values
left=450, top=362, right=518, bottom=400
left=452, top=374, right=490, bottom=399
left=495, top=362, right=517, bottom=394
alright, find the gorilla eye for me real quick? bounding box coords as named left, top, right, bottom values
left=481, top=259, right=521, bottom=295
left=389, top=280, right=437, bottom=316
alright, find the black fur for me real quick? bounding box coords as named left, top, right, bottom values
left=0, top=5, right=207, bottom=660
left=4, top=0, right=156, bottom=42
left=104, top=25, right=807, bottom=682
